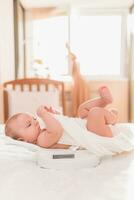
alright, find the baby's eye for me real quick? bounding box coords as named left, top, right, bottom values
left=27, top=123, right=31, bottom=127
left=33, top=117, right=37, bottom=120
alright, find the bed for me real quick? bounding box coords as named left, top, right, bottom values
left=0, top=123, right=134, bottom=200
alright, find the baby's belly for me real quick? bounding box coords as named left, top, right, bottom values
left=58, top=131, right=78, bottom=145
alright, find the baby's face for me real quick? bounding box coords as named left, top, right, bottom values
left=12, top=113, right=41, bottom=143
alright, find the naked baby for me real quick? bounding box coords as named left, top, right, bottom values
left=5, top=86, right=119, bottom=151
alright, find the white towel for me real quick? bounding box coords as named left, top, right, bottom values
left=55, top=115, right=134, bottom=157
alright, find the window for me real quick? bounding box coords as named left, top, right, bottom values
left=29, top=9, right=126, bottom=78
left=32, top=16, right=68, bottom=78
left=70, top=15, right=122, bottom=76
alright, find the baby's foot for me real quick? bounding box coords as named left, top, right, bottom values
left=109, top=108, right=118, bottom=125
left=98, top=86, right=113, bottom=104
left=110, top=108, right=118, bottom=116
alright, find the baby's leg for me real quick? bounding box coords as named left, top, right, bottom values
left=86, top=107, right=117, bottom=137
left=78, top=86, right=113, bottom=118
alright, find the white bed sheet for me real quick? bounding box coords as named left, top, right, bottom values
left=0, top=124, right=134, bottom=200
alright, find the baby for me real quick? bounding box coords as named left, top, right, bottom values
left=5, top=86, right=118, bottom=149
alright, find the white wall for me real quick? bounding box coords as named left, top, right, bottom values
left=0, top=0, right=15, bottom=83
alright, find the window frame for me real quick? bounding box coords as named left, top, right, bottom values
left=25, top=7, right=129, bottom=80
left=68, top=8, right=129, bottom=80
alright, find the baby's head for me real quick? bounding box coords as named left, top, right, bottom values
left=5, top=113, right=41, bottom=143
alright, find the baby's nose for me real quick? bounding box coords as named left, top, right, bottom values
left=33, top=118, right=37, bottom=124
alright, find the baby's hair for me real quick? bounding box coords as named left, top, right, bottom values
left=5, top=113, right=22, bottom=140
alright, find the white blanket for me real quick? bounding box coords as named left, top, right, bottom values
left=1, top=125, right=134, bottom=200
left=55, top=115, right=134, bottom=157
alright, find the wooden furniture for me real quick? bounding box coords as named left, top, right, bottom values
left=3, top=78, right=65, bottom=122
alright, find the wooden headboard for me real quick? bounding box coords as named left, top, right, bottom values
left=3, top=78, right=65, bottom=122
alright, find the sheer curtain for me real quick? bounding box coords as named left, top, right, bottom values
left=129, top=16, right=134, bottom=122
left=129, top=8, right=134, bottom=122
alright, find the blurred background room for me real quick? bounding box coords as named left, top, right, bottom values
left=0, top=0, right=134, bottom=123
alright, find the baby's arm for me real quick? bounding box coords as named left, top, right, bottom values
left=37, top=132, right=70, bottom=149
left=36, top=106, right=64, bottom=148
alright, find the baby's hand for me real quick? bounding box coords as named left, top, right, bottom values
left=36, top=105, right=48, bottom=118
left=37, top=105, right=60, bottom=118
left=44, top=106, right=60, bottom=114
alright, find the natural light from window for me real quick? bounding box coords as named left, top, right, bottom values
left=32, top=16, right=68, bottom=78
left=70, top=15, right=122, bottom=76
left=32, top=14, right=122, bottom=78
